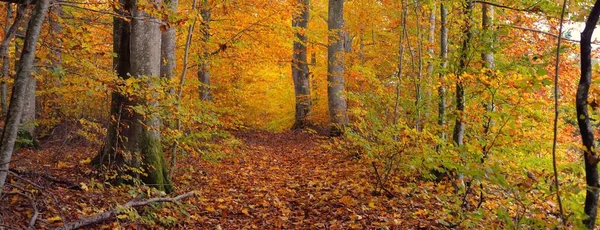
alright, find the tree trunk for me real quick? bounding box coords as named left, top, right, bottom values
left=482, top=3, right=495, bottom=133
left=160, top=0, right=177, bottom=82
left=14, top=8, right=35, bottom=139
left=93, top=0, right=132, bottom=168
left=578, top=0, right=600, bottom=228
left=291, top=0, right=310, bottom=130
left=452, top=0, right=473, bottom=146
left=1, top=4, right=14, bottom=118
left=425, top=4, right=435, bottom=127
left=413, top=0, right=423, bottom=132
left=437, top=3, right=447, bottom=147
left=327, top=0, right=348, bottom=136
left=130, top=0, right=172, bottom=192
left=0, top=0, right=50, bottom=196
left=198, top=2, right=212, bottom=101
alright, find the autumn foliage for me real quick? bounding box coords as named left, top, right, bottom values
left=0, top=0, right=599, bottom=228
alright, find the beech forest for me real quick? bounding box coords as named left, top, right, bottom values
left=4, top=0, right=600, bottom=228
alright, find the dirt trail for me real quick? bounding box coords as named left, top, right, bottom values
left=178, top=131, right=437, bottom=229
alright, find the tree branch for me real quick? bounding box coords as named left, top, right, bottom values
left=56, top=191, right=195, bottom=230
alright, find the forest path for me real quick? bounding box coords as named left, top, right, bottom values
left=177, top=130, right=438, bottom=229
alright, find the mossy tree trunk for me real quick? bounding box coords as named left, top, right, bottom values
left=94, top=0, right=172, bottom=193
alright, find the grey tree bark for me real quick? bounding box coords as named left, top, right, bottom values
left=14, top=7, right=35, bottom=140
left=1, top=4, right=15, bottom=118
left=130, top=0, right=172, bottom=192
left=198, top=1, right=212, bottom=101
left=160, top=0, right=177, bottom=83
left=425, top=4, right=435, bottom=126
left=437, top=3, right=447, bottom=147
left=413, top=0, right=423, bottom=132
left=0, top=0, right=50, bottom=195
left=291, top=0, right=311, bottom=130
left=481, top=4, right=494, bottom=69
left=327, top=0, right=348, bottom=136
left=481, top=4, right=495, bottom=134
left=452, top=0, right=473, bottom=146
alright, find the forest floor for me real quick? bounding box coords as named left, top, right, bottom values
left=0, top=130, right=453, bottom=229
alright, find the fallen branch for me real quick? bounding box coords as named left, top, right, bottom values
left=56, top=191, right=195, bottom=230
left=9, top=168, right=81, bottom=190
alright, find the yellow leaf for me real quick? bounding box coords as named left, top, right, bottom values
left=48, top=216, right=62, bottom=223
left=206, top=206, right=215, bottom=212
left=116, top=214, right=127, bottom=219
left=339, top=195, right=356, bottom=206
left=241, top=208, right=250, bottom=216
left=80, top=183, right=89, bottom=191
left=57, top=161, right=70, bottom=168
left=368, top=202, right=376, bottom=208
left=79, top=158, right=91, bottom=165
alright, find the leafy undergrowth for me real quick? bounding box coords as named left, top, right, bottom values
left=0, top=130, right=564, bottom=229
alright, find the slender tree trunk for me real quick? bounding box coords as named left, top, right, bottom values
left=130, top=0, right=172, bottom=192
left=437, top=3, right=448, bottom=147
left=0, top=0, right=50, bottom=195
left=160, top=0, right=177, bottom=83
left=578, top=0, right=600, bottom=228
left=453, top=0, right=473, bottom=146
left=481, top=4, right=494, bottom=69
left=291, top=0, right=311, bottom=130
left=1, top=4, right=14, bottom=118
left=393, top=0, right=407, bottom=125
left=198, top=1, right=212, bottom=101
left=425, top=4, right=435, bottom=127
left=327, top=0, right=348, bottom=136
left=413, top=0, right=423, bottom=132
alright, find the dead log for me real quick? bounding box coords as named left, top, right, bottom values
left=55, top=191, right=195, bottom=230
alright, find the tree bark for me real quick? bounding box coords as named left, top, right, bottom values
left=481, top=3, right=494, bottom=69
left=0, top=0, right=50, bottom=196
left=453, top=0, right=473, bottom=146
left=437, top=3, right=448, bottom=147
left=93, top=0, right=133, bottom=168
left=160, top=0, right=177, bottom=82
left=14, top=7, right=35, bottom=139
left=578, top=0, right=600, bottom=228
left=327, top=0, right=348, bottom=136
left=425, top=4, right=435, bottom=127
left=130, top=0, right=172, bottom=192
left=291, top=0, right=311, bottom=130
left=1, top=4, right=15, bottom=118
left=198, top=1, right=211, bottom=101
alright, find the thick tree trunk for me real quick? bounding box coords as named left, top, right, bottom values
left=130, top=0, right=172, bottom=192
left=93, top=0, right=132, bottom=168
left=578, top=0, right=600, bottom=228
left=291, top=0, right=310, bottom=130
left=452, top=0, right=472, bottom=146
left=198, top=3, right=212, bottom=101
left=327, top=0, right=348, bottom=136
left=160, top=0, right=177, bottom=82
left=14, top=8, right=35, bottom=138
left=437, top=3, right=447, bottom=146
left=0, top=0, right=50, bottom=195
